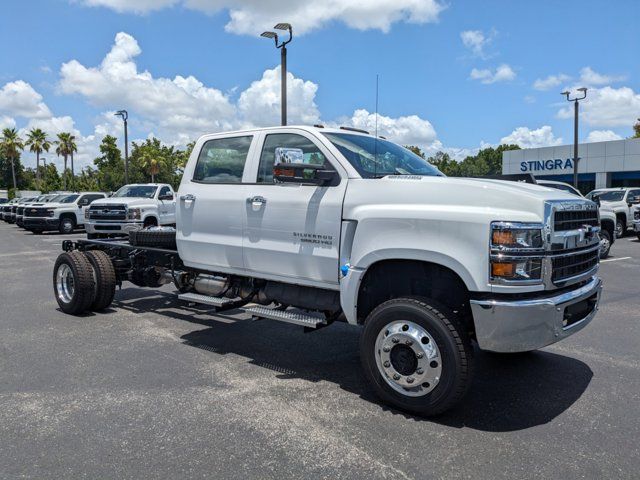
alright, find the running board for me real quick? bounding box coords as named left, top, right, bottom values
left=177, top=292, right=326, bottom=329
left=178, top=292, right=241, bottom=311
left=245, top=306, right=327, bottom=329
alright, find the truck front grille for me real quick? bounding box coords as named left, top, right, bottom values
left=16, top=206, right=24, bottom=215
left=554, top=210, right=599, bottom=231
left=551, top=248, right=599, bottom=282
left=89, top=205, right=127, bottom=221
left=24, top=207, right=52, bottom=218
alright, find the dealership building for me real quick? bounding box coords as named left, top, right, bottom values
left=502, top=137, right=640, bottom=193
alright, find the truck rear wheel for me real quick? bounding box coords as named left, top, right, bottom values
left=129, top=228, right=177, bottom=250
left=53, top=251, right=96, bottom=315
left=85, top=250, right=117, bottom=311
left=360, top=298, right=473, bottom=416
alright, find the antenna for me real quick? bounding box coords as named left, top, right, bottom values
left=374, top=74, right=379, bottom=178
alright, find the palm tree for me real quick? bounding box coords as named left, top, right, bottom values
left=67, top=134, right=78, bottom=190
left=25, top=128, right=51, bottom=187
left=1, top=128, right=24, bottom=191
left=55, top=132, right=71, bottom=190
left=140, top=152, right=166, bottom=183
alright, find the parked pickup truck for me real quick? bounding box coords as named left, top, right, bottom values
left=586, top=187, right=640, bottom=237
left=24, top=192, right=107, bottom=234
left=52, top=126, right=603, bottom=416
left=537, top=179, right=616, bottom=258
left=634, top=206, right=640, bottom=240
left=84, top=183, right=176, bottom=239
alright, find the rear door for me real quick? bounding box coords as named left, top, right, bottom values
left=177, top=133, right=257, bottom=272
left=242, top=130, right=347, bottom=288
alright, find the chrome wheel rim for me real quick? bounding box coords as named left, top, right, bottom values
left=62, top=220, right=73, bottom=233
left=374, top=320, right=442, bottom=397
left=616, top=222, right=624, bottom=237
left=56, top=263, right=75, bottom=304
left=599, top=235, right=610, bottom=257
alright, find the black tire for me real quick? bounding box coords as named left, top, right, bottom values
left=599, top=229, right=612, bottom=259
left=59, top=216, right=75, bottom=234
left=615, top=218, right=625, bottom=238
left=32, top=229, right=43, bottom=235
left=85, top=250, right=117, bottom=311
left=129, top=229, right=177, bottom=250
left=53, top=251, right=96, bottom=315
left=360, top=298, right=473, bottom=416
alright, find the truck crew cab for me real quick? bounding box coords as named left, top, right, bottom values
left=85, top=183, right=176, bottom=239
left=52, top=126, right=603, bottom=416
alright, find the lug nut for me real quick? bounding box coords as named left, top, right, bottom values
left=416, top=368, right=424, bottom=375
left=416, top=353, right=424, bottom=359
left=383, top=361, right=390, bottom=368
left=393, top=374, right=401, bottom=380
left=383, top=346, right=391, bottom=352
left=392, top=337, right=399, bottom=344
left=406, top=377, right=415, bottom=384
left=405, top=340, right=413, bottom=346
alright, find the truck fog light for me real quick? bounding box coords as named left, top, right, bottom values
left=491, top=262, right=515, bottom=278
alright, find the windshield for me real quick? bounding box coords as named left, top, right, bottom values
left=322, top=133, right=444, bottom=178
left=58, top=194, right=80, bottom=204
left=589, top=190, right=625, bottom=202
left=113, top=185, right=158, bottom=198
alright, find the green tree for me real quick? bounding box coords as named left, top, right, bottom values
left=55, top=132, right=71, bottom=189
left=93, top=135, right=124, bottom=191
left=405, top=145, right=426, bottom=158
left=129, top=137, right=190, bottom=188
left=25, top=128, right=51, bottom=188
left=633, top=119, right=640, bottom=138
left=427, top=151, right=461, bottom=176
left=140, top=151, right=167, bottom=183
left=1, top=128, right=24, bottom=191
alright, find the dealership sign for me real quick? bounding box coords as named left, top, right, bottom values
left=520, top=158, right=576, bottom=172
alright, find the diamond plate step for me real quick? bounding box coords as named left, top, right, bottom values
left=245, top=306, right=326, bottom=329
left=178, top=292, right=237, bottom=309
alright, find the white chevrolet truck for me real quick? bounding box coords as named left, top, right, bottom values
left=85, top=183, right=176, bottom=239
left=23, top=192, right=106, bottom=234
left=52, top=126, right=603, bottom=416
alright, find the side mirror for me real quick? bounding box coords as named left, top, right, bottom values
left=159, top=194, right=174, bottom=201
left=628, top=196, right=640, bottom=206
left=272, top=147, right=336, bottom=186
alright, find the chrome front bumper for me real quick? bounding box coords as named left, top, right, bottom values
left=470, top=276, right=602, bottom=352
left=85, top=220, right=143, bottom=235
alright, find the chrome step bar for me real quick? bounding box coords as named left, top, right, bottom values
left=178, top=292, right=326, bottom=329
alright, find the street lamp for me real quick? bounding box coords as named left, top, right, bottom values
left=561, top=87, right=588, bottom=189
left=261, top=23, right=293, bottom=126
left=114, top=109, right=129, bottom=184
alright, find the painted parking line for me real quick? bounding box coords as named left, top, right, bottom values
left=601, top=256, right=632, bottom=263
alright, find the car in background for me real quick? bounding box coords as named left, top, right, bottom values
left=15, top=194, right=61, bottom=228
left=23, top=192, right=107, bottom=234
left=538, top=180, right=616, bottom=258
left=586, top=187, right=640, bottom=237
left=633, top=206, right=640, bottom=240
left=1, top=199, right=18, bottom=222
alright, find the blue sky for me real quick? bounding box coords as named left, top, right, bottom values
left=1, top=0, right=638, bottom=169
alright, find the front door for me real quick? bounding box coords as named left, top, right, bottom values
left=157, top=185, right=176, bottom=225
left=177, top=134, right=256, bottom=272
left=243, top=131, right=347, bottom=288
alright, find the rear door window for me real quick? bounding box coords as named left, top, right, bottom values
left=193, top=136, right=253, bottom=184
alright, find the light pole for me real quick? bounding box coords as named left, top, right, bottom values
left=261, top=23, right=293, bottom=126
left=561, top=88, right=587, bottom=189
left=115, top=110, right=129, bottom=184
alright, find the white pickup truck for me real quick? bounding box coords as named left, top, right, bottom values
left=586, top=187, right=640, bottom=237
left=23, top=192, right=106, bottom=234
left=85, top=183, right=176, bottom=239
left=51, top=126, right=603, bottom=416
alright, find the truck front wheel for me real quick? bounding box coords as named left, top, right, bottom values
left=360, top=298, right=473, bottom=416
left=53, top=251, right=96, bottom=315
left=59, top=216, right=75, bottom=234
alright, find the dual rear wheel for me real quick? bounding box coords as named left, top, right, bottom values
left=53, top=250, right=116, bottom=314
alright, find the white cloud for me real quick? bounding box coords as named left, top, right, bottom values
left=579, top=67, right=626, bottom=86
left=238, top=66, right=320, bottom=127
left=469, top=64, right=516, bottom=84
left=460, top=29, right=495, bottom=58
left=78, top=0, right=446, bottom=35
left=0, top=80, right=52, bottom=119
left=533, top=73, right=571, bottom=91
left=557, top=85, right=640, bottom=127
left=586, top=130, right=623, bottom=143
left=0, top=115, right=16, bottom=130
left=500, top=126, right=562, bottom=148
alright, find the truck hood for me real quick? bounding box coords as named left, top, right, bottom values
left=344, top=176, right=589, bottom=223
left=90, top=197, right=156, bottom=208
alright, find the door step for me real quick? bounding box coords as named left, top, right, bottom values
left=178, top=292, right=326, bottom=329
left=178, top=292, right=240, bottom=310
left=245, top=306, right=327, bottom=329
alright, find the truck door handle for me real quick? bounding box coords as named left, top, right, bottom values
left=180, top=193, right=196, bottom=203
left=247, top=196, right=267, bottom=207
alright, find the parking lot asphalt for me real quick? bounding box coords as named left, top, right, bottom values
left=1, top=222, right=639, bottom=479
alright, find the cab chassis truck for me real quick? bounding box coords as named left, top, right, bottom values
left=52, top=126, right=603, bottom=416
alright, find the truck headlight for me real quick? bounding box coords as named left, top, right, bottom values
left=490, top=222, right=545, bottom=284
left=491, top=222, right=544, bottom=250
left=127, top=208, right=141, bottom=220
left=46, top=208, right=56, bottom=217
left=84, top=209, right=90, bottom=219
